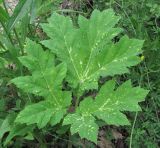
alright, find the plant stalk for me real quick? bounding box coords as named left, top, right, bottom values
left=13, top=28, right=24, bottom=55
left=68, top=132, right=72, bottom=148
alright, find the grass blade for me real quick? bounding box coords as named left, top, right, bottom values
left=7, top=0, right=33, bottom=31
left=0, top=6, right=9, bottom=22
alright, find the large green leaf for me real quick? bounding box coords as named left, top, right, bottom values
left=41, top=9, right=144, bottom=91
left=12, top=39, right=72, bottom=127
left=63, top=80, right=149, bottom=143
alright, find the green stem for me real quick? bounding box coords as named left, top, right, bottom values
left=74, top=85, right=81, bottom=109
left=28, top=24, right=33, bottom=36
left=75, top=97, right=80, bottom=108
left=129, top=112, right=138, bottom=148
left=55, top=9, right=86, bottom=15
left=13, top=28, right=24, bottom=55
left=68, top=132, right=72, bottom=148
left=114, top=1, right=137, bottom=36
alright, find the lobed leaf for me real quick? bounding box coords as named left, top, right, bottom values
left=12, top=39, right=72, bottom=127
left=63, top=80, right=149, bottom=143
left=41, top=9, right=144, bottom=91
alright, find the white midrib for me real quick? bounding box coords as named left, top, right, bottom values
left=82, top=49, right=130, bottom=82
left=55, top=20, right=81, bottom=82
left=83, top=30, right=106, bottom=79
left=82, top=23, right=118, bottom=81
left=53, top=19, right=81, bottom=82
left=99, top=98, right=111, bottom=111
left=63, top=35, right=81, bottom=81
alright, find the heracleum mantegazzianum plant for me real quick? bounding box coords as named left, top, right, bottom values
left=11, top=9, right=149, bottom=143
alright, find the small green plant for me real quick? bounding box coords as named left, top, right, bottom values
left=10, top=9, right=149, bottom=144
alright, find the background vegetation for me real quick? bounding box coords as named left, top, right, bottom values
left=0, top=0, right=160, bottom=147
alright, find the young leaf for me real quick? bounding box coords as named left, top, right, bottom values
left=41, top=9, right=144, bottom=91
left=12, top=39, right=72, bottom=127
left=63, top=80, right=149, bottom=143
